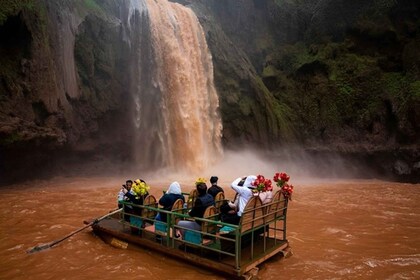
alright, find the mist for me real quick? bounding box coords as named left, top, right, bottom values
left=132, top=146, right=379, bottom=189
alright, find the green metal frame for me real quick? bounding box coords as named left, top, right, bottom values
left=120, top=194, right=289, bottom=276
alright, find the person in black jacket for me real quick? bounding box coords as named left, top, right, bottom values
left=207, top=176, right=224, bottom=198
left=121, top=179, right=149, bottom=234
left=156, top=181, right=185, bottom=222
left=122, top=179, right=149, bottom=213
left=177, top=182, right=214, bottom=238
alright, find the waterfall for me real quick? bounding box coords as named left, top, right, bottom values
left=130, top=0, right=223, bottom=173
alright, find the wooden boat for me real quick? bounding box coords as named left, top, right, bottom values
left=89, top=191, right=291, bottom=279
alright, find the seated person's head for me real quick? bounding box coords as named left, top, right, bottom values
left=239, top=176, right=256, bottom=188
left=210, top=176, right=218, bottom=184
left=125, top=180, right=133, bottom=190
left=196, top=182, right=207, bottom=196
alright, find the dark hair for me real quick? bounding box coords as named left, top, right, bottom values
left=238, top=177, right=247, bottom=186
left=210, top=176, right=218, bottom=184
left=126, top=180, right=133, bottom=184
left=196, top=182, right=207, bottom=195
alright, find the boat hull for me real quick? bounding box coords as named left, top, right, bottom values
left=91, top=217, right=289, bottom=278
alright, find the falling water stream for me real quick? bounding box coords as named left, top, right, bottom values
left=0, top=177, right=419, bottom=279
left=129, top=0, right=222, bottom=173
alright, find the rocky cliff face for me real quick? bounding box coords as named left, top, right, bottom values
left=0, top=0, right=419, bottom=183
left=0, top=0, right=137, bottom=183
left=183, top=0, right=420, bottom=181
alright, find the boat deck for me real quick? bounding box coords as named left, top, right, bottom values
left=92, top=216, right=289, bottom=278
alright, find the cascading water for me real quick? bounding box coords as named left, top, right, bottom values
left=129, top=0, right=223, bottom=173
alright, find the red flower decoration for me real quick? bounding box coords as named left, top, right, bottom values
left=273, top=172, right=294, bottom=200
left=252, top=175, right=272, bottom=192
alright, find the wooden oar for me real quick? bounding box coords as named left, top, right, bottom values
left=27, top=208, right=122, bottom=254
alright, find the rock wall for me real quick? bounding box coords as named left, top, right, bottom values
left=182, top=0, right=420, bottom=181
left=0, top=0, right=136, bottom=183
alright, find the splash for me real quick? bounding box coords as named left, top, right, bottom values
left=132, top=0, right=223, bottom=174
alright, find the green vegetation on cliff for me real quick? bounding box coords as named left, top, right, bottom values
left=0, top=0, right=34, bottom=25
left=252, top=0, right=420, bottom=148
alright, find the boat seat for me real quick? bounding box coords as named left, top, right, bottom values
left=184, top=205, right=218, bottom=245
left=264, top=190, right=287, bottom=223
left=201, top=205, right=218, bottom=235
left=214, top=192, right=226, bottom=214
left=155, top=198, right=184, bottom=236
left=219, top=196, right=265, bottom=252
left=240, top=196, right=264, bottom=234
left=122, top=195, right=157, bottom=230
left=142, top=195, right=158, bottom=218
left=186, top=189, right=198, bottom=209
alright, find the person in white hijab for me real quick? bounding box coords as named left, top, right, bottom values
left=156, top=181, right=185, bottom=222
left=220, top=175, right=257, bottom=227
left=166, top=181, right=182, bottom=195
left=230, top=175, right=257, bottom=216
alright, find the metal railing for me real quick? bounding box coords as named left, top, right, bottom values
left=120, top=194, right=288, bottom=273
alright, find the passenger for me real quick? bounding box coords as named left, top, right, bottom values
left=122, top=179, right=149, bottom=207
left=220, top=175, right=257, bottom=226
left=118, top=180, right=134, bottom=222
left=121, top=178, right=150, bottom=234
left=207, top=176, right=224, bottom=198
left=156, top=181, right=185, bottom=222
left=177, top=181, right=215, bottom=238
left=118, top=180, right=133, bottom=209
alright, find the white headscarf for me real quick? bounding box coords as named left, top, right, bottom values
left=243, top=175, right=257, bottom=189
left=230, top=175, right=257, bottom=216
left=166, top=181, right=182, bottom=195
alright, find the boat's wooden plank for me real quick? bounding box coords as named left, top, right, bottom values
left=92, top=218, right=239, bottom=276
left=92, top=217, right=288, bottom=277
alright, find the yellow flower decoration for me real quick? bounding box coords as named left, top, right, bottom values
left=195, top=177, right=206, bottom=186
left=132, top=179, right=150, bottom=196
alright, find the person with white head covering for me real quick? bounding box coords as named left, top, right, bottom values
left=220, top=175, right=257, bottom=226
left=231, top=175, right=257, bottom=216
left=177, top=181, right=215, bottom=241
left=166, top=181, right=182, bottom=195
left=156, top=181, right=185, bottom=223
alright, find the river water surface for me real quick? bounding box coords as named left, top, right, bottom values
left=0, top=177, right=419, bottom=279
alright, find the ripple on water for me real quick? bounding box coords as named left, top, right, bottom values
left=6, top=244, right=24, bottom=251
left=34, top=235, right=48, bottom=240
left=364, top=254, right=420, bottom=268
left=386, top=271, right=420, bottom=280
left=323, top=227, right=355, bottom=242
left=324, top=227, right=347, bottom=234
left=49, top=225, right=62, bottom=229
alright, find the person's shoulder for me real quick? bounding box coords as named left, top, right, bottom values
left=160, top=193, right=170, bottom=199
left=206, top=193, right=215, bottom=201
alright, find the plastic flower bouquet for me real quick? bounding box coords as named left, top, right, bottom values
left=195, top=177, right=207, bottom=186
left=132, top=179, right=150, bottom=196
left=252, top=175, right=273, bottom=192
left=273, top=172, right=294, bottom=200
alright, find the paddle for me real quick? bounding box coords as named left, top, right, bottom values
left=27, top=208, right=122, bottom=254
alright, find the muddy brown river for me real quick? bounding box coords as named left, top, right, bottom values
left=1, top=177, right=419, bottom=279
